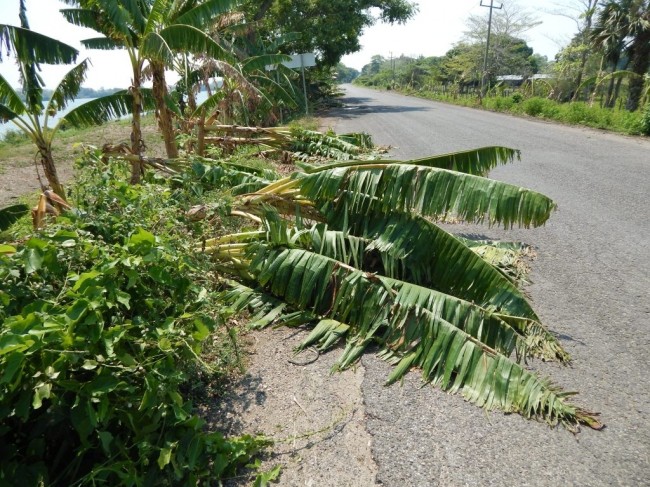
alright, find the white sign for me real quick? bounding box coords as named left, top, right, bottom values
left=283, top=53, right=316, bottom=69
left=266, top=53, right=316, bottom=71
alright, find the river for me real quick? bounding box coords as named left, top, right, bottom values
left=0, top=91, right=212, bottom=139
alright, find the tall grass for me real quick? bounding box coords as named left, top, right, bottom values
left=411, top=90, right=648, bottom=136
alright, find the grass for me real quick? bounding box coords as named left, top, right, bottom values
left=378, top=86, right=649, bottom=136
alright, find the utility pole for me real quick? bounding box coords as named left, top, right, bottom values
left=389, top=51, right=395, bottom=85
left=480, top=0, right=502, bottom=96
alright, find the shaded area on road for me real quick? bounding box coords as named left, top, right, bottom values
left=332, top=95, right=433, bottom=119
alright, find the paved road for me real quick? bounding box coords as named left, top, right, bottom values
left=327, top=85, right=650, bottom=486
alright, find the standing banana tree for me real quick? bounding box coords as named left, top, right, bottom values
left=0, top=7, right=80, bottom=199
left=61, top=0, right=238, bottom=180
left=202, top=146, right=602, bottom=431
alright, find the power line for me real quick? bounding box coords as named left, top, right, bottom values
left=480, top=0, right=502, bottom=96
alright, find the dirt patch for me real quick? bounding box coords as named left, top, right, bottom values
left=211, top=326, right=378, bottom=486
left=0, top=118, right=164, bottom=207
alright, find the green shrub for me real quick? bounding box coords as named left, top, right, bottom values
left=0, top=128, right=29, bottom=146
left=0, top=156, right=270, bottom=485
left=484, top=96, right=515, bottom=111
left=522, top=97, right=548, bottom=117
left=562, top=103, right=597, bottom=125
left=640, top=104, right=650, bottom=135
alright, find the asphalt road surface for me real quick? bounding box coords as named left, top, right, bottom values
left=327, top=85, right=650, bottom=486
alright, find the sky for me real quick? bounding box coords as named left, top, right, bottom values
left=342, top=0, right=579, bottom=70
left=0, top=0, right=579, bottom=90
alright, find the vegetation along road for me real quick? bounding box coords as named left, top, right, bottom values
left=327, top=84, right=650, bottom=486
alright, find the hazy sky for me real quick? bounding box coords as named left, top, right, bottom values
left=0, top=0, right=578, bottom=90
left=342, top=1, right=578, bottom=70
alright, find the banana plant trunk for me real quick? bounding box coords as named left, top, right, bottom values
left=130, top=74, right=144, bottom=184
left=605, top=63, right=618, bottom=108
left=36, top=140, right=66, bottom=200
left=152, top=62, right=179, bottom=158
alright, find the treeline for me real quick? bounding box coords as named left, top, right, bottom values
left=354, top=46, right=546, bottom=91
left=355, top=0, right=650, bottom=113
left=41, top=86, right=122, bottom=100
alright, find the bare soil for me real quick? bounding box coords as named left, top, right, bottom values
left=212, top=326, right=378, bottom=486
left=0, top=118, right=164, bottom=207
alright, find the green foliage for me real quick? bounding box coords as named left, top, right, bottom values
left=242, top=0, right=417, bottom=67
left=521, top=97, right=553, bottom=117
left=0, top=128, right=29, bottom=145
left=0, top=155, right=270, bottom=485
left=213, top=147, right=602, bottom=431
left=640, top=103, right=650, bottom=135
left=335, top=63, right=360, bottom=83
left=290, top=128, right=370, bottom=161
left=0, top=204, right=29, bottom=232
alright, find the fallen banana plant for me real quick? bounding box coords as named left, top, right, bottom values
left=201, top=146, right=602, bottom=431
left=31, top=190, right=72, bottom=229
left=198, top=124, right=374, bottom=161
left=101, top=143, right=180, bottom=175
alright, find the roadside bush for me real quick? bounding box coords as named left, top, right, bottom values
left=0, top=156, right=269, bottom=485
left=522, top=97, right=551, bottom=117
left=485, top=96, right=515, bottom=111
left=640, top=104, right=650, bottom=135
left=562, top=103, right=597, bottom=125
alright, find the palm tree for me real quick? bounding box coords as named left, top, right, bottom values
left=202, top=146, right=603, bottom=432
left=592, top=2, right=627, bottom=107
left=61, top=0, right=237, bottom=181
left=0, top=3, right=81, bottom=199
left=592, top=0, right=650, bottom=111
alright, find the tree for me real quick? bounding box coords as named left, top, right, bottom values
left=242, top=0, right=417, bottom=68
left=439, top=36, right=538, bottom=88
left=464, top=0, right=542, bottom=42
left=591, top=0, right=650, bottom=111
left=205, top=146, right=602, bottom=432
left=464, top=0, right=541, bottom=81
left=0, top=2, right=80, bottom=199
left=547, top=1, right=601, bottom=101
left=439, top=43, right=483, bottom=86
left=61, top=0, right=236, bottom=176
left=335, top=63, right=360, bottom=83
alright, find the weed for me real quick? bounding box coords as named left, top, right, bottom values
left=639, top=104, right=650, bottom=135
left=0, top=151, right=272, bottom=485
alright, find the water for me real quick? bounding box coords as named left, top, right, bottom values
left=0, top=91, right=212, bottom=139
left=0, top=97, right=96, bottom=139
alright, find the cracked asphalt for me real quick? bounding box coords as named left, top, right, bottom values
left=326, top=85, right=650, bottom=487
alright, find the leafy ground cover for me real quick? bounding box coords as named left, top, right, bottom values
left=0, top=152, right=275, bottom=485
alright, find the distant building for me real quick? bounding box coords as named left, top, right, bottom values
left=496, top=75, right=524, bottom=82
left=495, top=75, right=525, bottom=87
